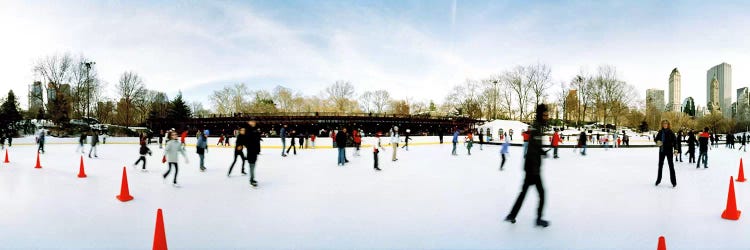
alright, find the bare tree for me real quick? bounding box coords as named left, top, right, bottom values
left=273, top=85, right=295, bottom=112
left=360, top=91, right=374, bottom=112
left=190, top=101, right=210, bottom=118
left=504, top=66, right=531, bottom=121
left=211, top=86, right=234, bottom=115
left=34, top=53, right=74, bottom=124
left=526, top=63, right=552, bottom=107
left=325, top=81, right=355, bottom=112
left=115, top=71, right=146, bottom=127
left=372, top=90, right=391, bottom=113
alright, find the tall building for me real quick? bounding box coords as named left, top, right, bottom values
left=646, top=89, right=665, bottom=111
left=708, top=76, right=721, bottom=114
left=737, top=87, right=750, bottom=121
left=28, top=81, right=44, bottom=112
left=46, top=82, right=57, bottom=103
left=668, top=68, right=681, bottom=112
left=707, top=62, right=732, bottom=118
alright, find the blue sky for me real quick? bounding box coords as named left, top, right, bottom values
left=1, top=0, right=750, bottom=110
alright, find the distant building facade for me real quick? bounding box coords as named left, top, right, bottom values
left=707, top=62, right=732, bottom=118
left=646, top=89, right=665, bottom=112
left=668, top=68, right=681, bottom=112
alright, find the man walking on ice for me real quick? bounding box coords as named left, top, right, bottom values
left=505, top=104, right=550, bottom=228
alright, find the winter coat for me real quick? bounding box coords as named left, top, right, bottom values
left=246, top=129, right=261, bottom=155
left=524, top=124, right=546, bottom=175
left=390, top=130, right=399, bottom=144
left=79, top=134, right=86, bottom=144
left=522, top=131, right=530, bottom=142
left=500, top=139, right=510, bottom=154
left=698, top=132, right=710, bottom=152
left=196, top=135, right=208, bottom=154
left=164, top=140, right=187, bottom=163
left=90, top=133, right=99, bottom=146
left=654, top=128, right=678, bottom=153
left=452, top=131, right=459, bottom=143
left=139, top=145, right=152, bottom=156
left=353, top=130, right=362, bottom=144
left=336, top=131, right=348, bottom=148
left=675, top=134, right=683, bottom=152
left=551, top=132, right=561, bottom=147
left=280, top=127, right=287, bottom=139
left=578, top=133, right=587, bottom=146
left=687, top=134, right=697, bottom=153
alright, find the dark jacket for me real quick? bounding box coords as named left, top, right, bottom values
left=335, top=131, right=348, bottom=148
left=139, top=145, right=152, bottom=155
left=524, top=124, right=546, bottom=175
left=246, top=128, right=261, bottom=155
left=687, top=134, right=697, bottom=153
left=235, top=133, right=248, bottom=151
left=654, top=129, right=678, bottom=153
left=578, top=133, right=587, bottom=146
left=698, top=132, right=710, bottom=152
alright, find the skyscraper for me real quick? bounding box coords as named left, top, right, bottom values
left=668, top=68, right=681, bottom=112
left=708, top=77, right=721, bottom=114
left=737, top=87, right=750, bottom=121
left=646, top=89, right=665, bottom=111
left=707, top=62, right=732, bottom=118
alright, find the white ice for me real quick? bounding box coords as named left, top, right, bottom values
left=1, top=138, right=749, bottom=249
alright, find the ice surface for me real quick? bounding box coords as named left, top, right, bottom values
left=1, top=140, right=749, bottom=249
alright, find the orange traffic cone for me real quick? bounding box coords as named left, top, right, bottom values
left=34, top=152, right=42, bottom=169
left=153, top=208, right=168, bottom=250
left=737, top=159, right=746, bottom=182
left=721, top=176, right=741, bottom=220
left=3, top=149, right=8, bottom=163
left=116, top=167, right=133, bottom=202
left=77, top=156, right=87, bottom=178
left=657, top=235, right=666, bottom=250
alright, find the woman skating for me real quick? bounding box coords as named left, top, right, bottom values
left=133, top=143, right=152, bottom=172
left=654, top=120, right=678, bottom=188
left=163, top=131, right=188, bottom=187
left=228, top=127, right=247, bottom=176
left=465, top=131, right=474, bottom=155
left=500, top=136, right=510, bottom=170
left=674, top=130, right=683, bottom=162
left=196, top=131, right=208, bottom=171
left=686, top=131, right=696, bottom=163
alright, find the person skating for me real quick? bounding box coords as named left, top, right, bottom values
left=505, top=104, right=551, bottom=228
left=158, top=130, right=164, bottom=149
left=551, top=129, right=561, bottom=159
left=0, top=134, right=4, bottom=150
left=500, top=136, right=510, bottom=170
left=311, top=134, right=316, bottom=149
left=373, top=143, right=381, bottom=171
left=390, top=126, right=400, bottom=161
left=401, top=129, right=412, bottom=151
left=577, top=131, right=587, bottom=156
left=133, top=143, right=152, bottom=172
left=465, top=131, right=474, bottom=155
left=217, top=134, right=225, bottom=146
left=163, top=131, right=188, bottom=187
left=376, top=131, right=386, bottom=152
left=336, top=127, right=348, bottom=166
left=228, top=127, right=248, bottom=176
left=522, top=128, right=531, bottom=155
left=180, top=130, right=187, bottom=150
left=224, top=133, right=231, bottom=147
left=739, top=133, right=747, bottom=152
left=196, top=131, right=208, bottom=171
left=478, top=129, right=484, bottom=150
left=686, top=131, right=696, bottom=164
left=451, top=128, right=459, bottom=156
left=88, top=130, right=99, bottom=158
left=298, top=132, right=304, bottom=150
left=654, top=120, right=678, bottom=187
left=697, top=127, right=710, bottom=169
left=674, top=130, right=683, bottom=162
left=286, top=130, right=297, bottom=155
left=439, top=129, right=444, bottom=144
left=353, top=129, right=362, bottom=156
left=246, top=121, right=261, bottom=187
left=37, top=129, right=46, bottom=154
left=77, top=132, right=87, bottom=154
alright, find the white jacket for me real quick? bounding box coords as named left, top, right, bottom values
left=390, top=131, right=399, bottom=144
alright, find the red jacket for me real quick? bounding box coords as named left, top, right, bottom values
left=551, top=132, right=561, bottom=147
left=522, top=131, right=530, bottom=142
left=353, top=130, right=362, bottom=143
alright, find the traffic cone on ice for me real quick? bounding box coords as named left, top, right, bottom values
left=77, top=156, right=87, bottom=178
left=721, top=176, right=741, bottom=220
left=657, top=236, right=667, bottom=250
left=3, top=149, right=9, bottom=163
left=116, top=167, right=133, bottom=202
left=153, top=208, right=168, bottom=250
left=737, top=159, right=746, bottom=182
left=34, top=152, right=42, bottom=169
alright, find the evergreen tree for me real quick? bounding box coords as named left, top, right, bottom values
left=167, top=92, right=192, bottom=122
left=0, top=90, right=22, bottom=132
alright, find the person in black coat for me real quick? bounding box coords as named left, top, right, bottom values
left=245, top=121, right=262, bottom=187
left=336, top=128, right=348, bottom=166
left=697, top=127, right=710, bottom=168
left=674, top=130, right=683, bottom=162
left=505, top=104, right=550, bottom=227
left=577, top=131, right=587, bottom=156
left=654, top=120, right=678, bottom=187
left=228, top=127, right=247, bottom=176
left=685, top=131, right=697, bottom=163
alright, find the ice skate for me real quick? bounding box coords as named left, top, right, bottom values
left=504, top=216, right=516, bottom=224
left=535, top=219, right=549, bottom=227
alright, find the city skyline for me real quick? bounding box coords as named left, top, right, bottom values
left=2, top=1, right=750, bottom=111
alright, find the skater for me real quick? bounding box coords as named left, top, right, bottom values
left=551, top=129, right=561, bottom=159
left=88, top=130, right=99, bottom=158
left=439, top=129, right=444, bottom=144
left=304, top=132, right=310, bottom=149
left=37, top=129, right=46, bottom=154
left=331, top=130, right=337, bottom=148
left=401, top=129, right=412, bottom=151
left=336, top=127, right=348, bottom=166
left=373, top=143, right=381, bottom=171
left=509, top=129, right=514, bottom=141
left=163, top=131, right=188, bottom=187
left=376, top=131, right=386, bottom=152
left=578, top=131, right=587, bottom=156
left=505, top=104, right=550, bottom=227
left=196, top=131, right=208, bottom=171
left=353, top=129, right=362, bottom=156
left=654, top=120, right=678, bottom=187
left=500, top=136, right=510, bottom=170
left=246, top=121, right=261, bottom=187
left=478, top=129, right=484, bottom=150
left=674, top=130, right=683, bottom=162
left=298, top=132, right=304, bottom=150
left=0, top=134, right=4, bottom=150
left=217, top=134, right=225, bottom=146
left=686, top=131, right=696, bottom=163
left=180, top=130, right=187, bottom=150
left=101, top=132, right=107, bottom=144
left=77, top=132, right=87, bottom=154
left=286, top=130, right=297, bottom=155
left=133, top=143, right=152, bottom=171
left=280, top=125, right=288, bottom=157
left=311, top=134, right=316, bottom=149
left=451, top=128, right=459, bottom=156
left=224, top=133, right=231, bottom=147
left=390, top=126, right=399, bottom=161
left=158, top=130, right=164, bottom=149
left=740, top=133, right=747, bottom=152
left=522, top=128, right=531, bottom=155
left=228, top=127, right=247, bottom=176
left=465, top=131, right=473, bottom=155
left=697, top=127, right=710, bottom=168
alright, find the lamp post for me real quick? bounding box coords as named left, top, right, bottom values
left=81, top=61, right=95, bottom=118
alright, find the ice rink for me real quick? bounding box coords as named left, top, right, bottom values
left=1, top=140, right=749, bottom=249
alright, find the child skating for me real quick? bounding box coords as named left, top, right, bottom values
left=133, top=143, right=153, bottom=172
left=164, top=131, right=189, bottom=187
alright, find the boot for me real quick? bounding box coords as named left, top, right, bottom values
left=536, top=219, right=549, bottom=227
